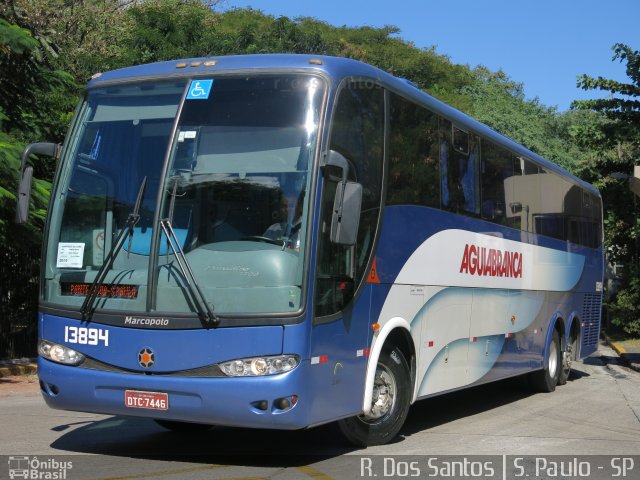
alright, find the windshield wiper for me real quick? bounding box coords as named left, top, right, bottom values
left=80, top=177, right=147, bottom=320
left=160, top=179, right=219, bottom=326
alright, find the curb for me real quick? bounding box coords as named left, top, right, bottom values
left=602, top=332, right=626, bottom=356
left=602, top=332, right=640, bottom=373
left=0, top=363, right=37, bottom=378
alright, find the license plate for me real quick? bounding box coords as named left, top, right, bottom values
left=124, top=390, right=169, bottom=410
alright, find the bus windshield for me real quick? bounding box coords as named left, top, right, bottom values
left=44, top=75, right=325, bottom=318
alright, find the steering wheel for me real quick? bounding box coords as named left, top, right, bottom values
left=240, top=236, right=285, bottom=247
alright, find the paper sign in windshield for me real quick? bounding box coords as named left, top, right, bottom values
left=177, top=130, right=197, bottom=142
left=57, top=242, right=85, bottom=269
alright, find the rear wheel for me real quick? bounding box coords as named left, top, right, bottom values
left=338, top=347, right=411, bottom=446
left=530, top=330, right=561, bottom=392
left=154, top=419, right=213, bottom=432
left=558, top=332, right=577, bottom=385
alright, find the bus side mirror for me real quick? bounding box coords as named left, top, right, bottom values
left=16, top=166, right=34, bottom=224
left=15, top=142, right=60, bottom=224
left=324, top=150, right=362, bottom=245
left=330, top=180, right=362, bottom=245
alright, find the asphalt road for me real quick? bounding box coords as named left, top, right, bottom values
left=0, top=341, right=639, bottom=480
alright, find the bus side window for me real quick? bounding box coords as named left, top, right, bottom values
left=480, top=140, right=514, bottom=226
left=387, top=93, right=439, bottom=208
left=440, top=119, right=479, bottom=215
left=582, top=191, right=602, bottom=247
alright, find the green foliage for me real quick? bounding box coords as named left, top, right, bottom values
left=125, top=0, right=218, bottom=63
left=571, top=44, right=640, bottom=262
left=290, top=16, right=476, bottom=110
left=609, top=271, right=640, bottom=336
left=574, top=44, right=640, bottom=132
left=572, top=44, right=639, bottom=187
left=1, top=0, right=136, bottom=80
left=0, top=131, right=50, bottom=246
left=0, top=133, right=20, bottom=206
left=0, top=17, right=38, bottom=55
left=0, top=16, right=58, bottom=240
left=0, top=132, right=42, bottom=357
left=462, top=68, right=577, bottom=171
left=572, top=44, right=640, bottom=337
left=0, top=17, right=75, bottom=141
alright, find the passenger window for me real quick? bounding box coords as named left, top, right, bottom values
left=440, top=119, right=479, bottom=215
left=582, top=192, right=602, bottom=247
left=452, top=125, right=469, bottom=155
left=566, top=190, right=602, bottom=247
left=387, top=93, right=439, bottom=208
left=504, top=157, right=542, bottom=234
left=533, top=214, right=565, bottom=241
left=480, top=140, right=514, bottom=226
left=564, top=184, right=583, bottom=244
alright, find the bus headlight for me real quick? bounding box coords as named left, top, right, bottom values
left=219, top=355, right=299, bottom=376
left=38, top=339, right=85, bottom=366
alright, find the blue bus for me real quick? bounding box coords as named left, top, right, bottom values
left=17, top=55, right=603, bottom=446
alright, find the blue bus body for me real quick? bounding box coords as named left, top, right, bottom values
left=34, top=55, right=603, bottom=444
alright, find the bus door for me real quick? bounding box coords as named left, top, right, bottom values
left=308, top=81, right=385, bottom=421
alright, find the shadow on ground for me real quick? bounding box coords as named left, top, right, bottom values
left=47, top=370, right=579, bottom=464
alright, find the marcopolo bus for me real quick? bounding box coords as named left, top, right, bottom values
left=16, top=55, right=603, bottom=446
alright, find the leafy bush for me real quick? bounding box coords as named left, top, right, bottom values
left=609, top=271, right=640, bottom=336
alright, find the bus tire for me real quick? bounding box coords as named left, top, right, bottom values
left=338, top=346, right=411, bottom=446
left=154, top=419, right=213, bottom=432
left=558, top=332, right=577, bottom=386
left=530, top=330, right=561, bottom=392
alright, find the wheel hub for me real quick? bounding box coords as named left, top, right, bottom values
left=563, top=343, right=573, bottom=371
left=549, top=340, right=558, bottom=378
left=363, top=364, right=396, bottom=421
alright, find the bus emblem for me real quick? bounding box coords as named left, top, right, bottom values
left=138, top=347, right=155, bottom=368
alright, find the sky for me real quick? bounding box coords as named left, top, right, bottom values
left=221, top=0, right=639, bottom=112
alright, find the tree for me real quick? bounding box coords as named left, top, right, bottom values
left=1, top=0, right=137, bottom=82
left=125, top=0, right=219, bottom=63
left=0, top=18, right=74, bottom=143
left=0, top=16, right=61, bottom=358
left=0, top=18, right=62, bottom=236
left=574, top=44, right=640, bottom=137
left=573, top=44, right=640, bottom=336
left=463, top=67, right=582, bottom=172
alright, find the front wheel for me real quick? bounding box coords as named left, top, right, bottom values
left=338, top=347, right=411, bottom=447
left=530, top=330, right=561, bottom=392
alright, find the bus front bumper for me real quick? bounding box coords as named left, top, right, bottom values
left=37, top=357, right=312, bottom=430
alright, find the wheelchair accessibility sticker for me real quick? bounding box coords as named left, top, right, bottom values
left=187, top=79, right=213, bottom=100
